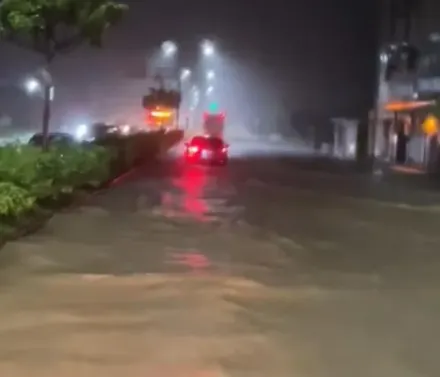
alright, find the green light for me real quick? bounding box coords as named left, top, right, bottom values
left=208, top=102, right=219, bottom=113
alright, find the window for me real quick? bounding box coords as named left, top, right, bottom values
left=206, top=137, right=224, bottom=149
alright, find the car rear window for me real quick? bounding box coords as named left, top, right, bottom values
left=191, top=136, right=207, bottom=145
left=206, top=138, right=224, bottom=148
left=191, top=136, right=224, bottom=148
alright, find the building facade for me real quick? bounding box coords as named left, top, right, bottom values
left=376, top=0, right=440, bottom=170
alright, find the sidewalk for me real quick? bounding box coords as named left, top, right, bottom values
left=376, top=162, right=440, bottom=191
left=304, top=156, right=440, bottom=189
left=282, top=155, right=440, bottom=206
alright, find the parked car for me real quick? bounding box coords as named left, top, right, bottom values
left=28, top=132, right=78, bottom=147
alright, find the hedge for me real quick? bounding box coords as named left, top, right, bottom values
left=0, top=143, right=111, bottom=222
left=0, top=130, right=184, bottom=246
left=96, top=129, right=184, bottom=173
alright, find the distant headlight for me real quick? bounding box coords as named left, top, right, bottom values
left=121, top=124, right=130, bottom=135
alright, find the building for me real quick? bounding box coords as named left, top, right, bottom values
left=375, top=0, right=440, bottom=171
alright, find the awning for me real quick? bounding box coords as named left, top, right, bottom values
left=384, top=100, right=435, bottom=112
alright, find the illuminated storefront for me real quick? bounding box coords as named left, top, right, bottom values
left=375, top=1, right=440, bottom=170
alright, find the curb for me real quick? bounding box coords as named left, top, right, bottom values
left=92, top=166, right=141, bottom=196
left=108, top=166, right=140, bottom=186
left=0, top=166, right=143, bottom=250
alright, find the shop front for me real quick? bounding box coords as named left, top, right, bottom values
left=380, top=99, right=439, bottom=171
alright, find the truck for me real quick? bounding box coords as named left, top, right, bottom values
left=203, top=112, right=225, bottom=138
left=142, top=77, right=181, bottom=131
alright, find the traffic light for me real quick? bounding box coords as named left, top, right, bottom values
left=208, top=102, right=219, bottom=113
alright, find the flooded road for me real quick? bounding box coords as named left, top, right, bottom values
left=2, top=140, right=440, bottom=376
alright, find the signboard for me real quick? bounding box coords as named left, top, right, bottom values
left=417, top=77, right=440, bottom=93
left=142, top=89, right=181, bottom=109
left=145, top=106, right=175, bottom=129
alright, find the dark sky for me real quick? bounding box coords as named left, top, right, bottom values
left=0, top=0, right=379, bottom=124
left=117, top=0, right=379, bottom=116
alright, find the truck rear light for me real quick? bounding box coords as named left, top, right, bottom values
left=188, top=146, right=199, bottom=154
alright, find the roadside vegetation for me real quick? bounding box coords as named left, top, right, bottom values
left=0, top=0, right=129, bottom=245
left=0, top=0, right=184, bottom=247
left=0, top=143, right=112, bottom=244
left=0, top=130, right=184, bottom=247
left=0, top=0, right=128, bottom=149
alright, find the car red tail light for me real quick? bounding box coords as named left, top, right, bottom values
left=188, top=145, right=199, bottom=154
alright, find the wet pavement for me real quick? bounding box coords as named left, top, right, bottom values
left=2, top=140, right=440, bottom=376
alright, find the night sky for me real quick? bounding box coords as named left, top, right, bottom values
left=117, top=0, right=379, bottom=115
left=0, top=0, right=379, bottom=126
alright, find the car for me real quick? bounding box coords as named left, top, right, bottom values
left=28, top=132, right=78, bottom=147
left=184, top=135, right=229, bottom=165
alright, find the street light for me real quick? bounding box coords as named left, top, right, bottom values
left=206, top=85, right=214, bottom=95
left=180, top=68, right=191, bottom=81
left=161, top=40, right=177, bottom=57
left=206, top=70, right=215, bottom=80
left=24, top=78, right=41, bottom=94
left=191, top=85, right=199, bottom=97
left=201, top=40, right=215, bottom=57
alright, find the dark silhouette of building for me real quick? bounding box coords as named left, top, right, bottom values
left=375, top=0, right=440, bottom=169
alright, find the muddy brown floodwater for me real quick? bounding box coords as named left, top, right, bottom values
left=1, top=147, right=440, bottom=376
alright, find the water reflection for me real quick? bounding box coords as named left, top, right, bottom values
left=160, top=165, right=213, bottom=221
left=178, top=166, right=210, bottom=220
left=167, top=249, right=212, bottom=272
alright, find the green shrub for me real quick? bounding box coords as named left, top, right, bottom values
left=0, top=144, right=53, bottom=198
left=0, top=182, right=35, bottom=217
left=0, top=144, right=112, bottom=200
left=37, top=145, right=112, bottom=194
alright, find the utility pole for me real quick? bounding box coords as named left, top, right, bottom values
left=176, top=78, right=181, bottom=128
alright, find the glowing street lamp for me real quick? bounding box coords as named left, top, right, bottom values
left=161, top=40, right=177, bottom=57
left=180, top=68, right=191, bottom=81
left=24, top=78, right=41, bottom=94
left=206, top=85, right=214, bottom=95
left=193, top=90, right=200, bottom=107
left=206, top=70, right=215, bottom=80
left=201, top=40, right=215, bottom=57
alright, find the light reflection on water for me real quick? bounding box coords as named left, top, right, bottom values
left=167, top=249, right=212, bottom=274
left=159, top=165, right=219, bottom=222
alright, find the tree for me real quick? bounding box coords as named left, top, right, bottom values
left=0, top=0, right=128, bottom=149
